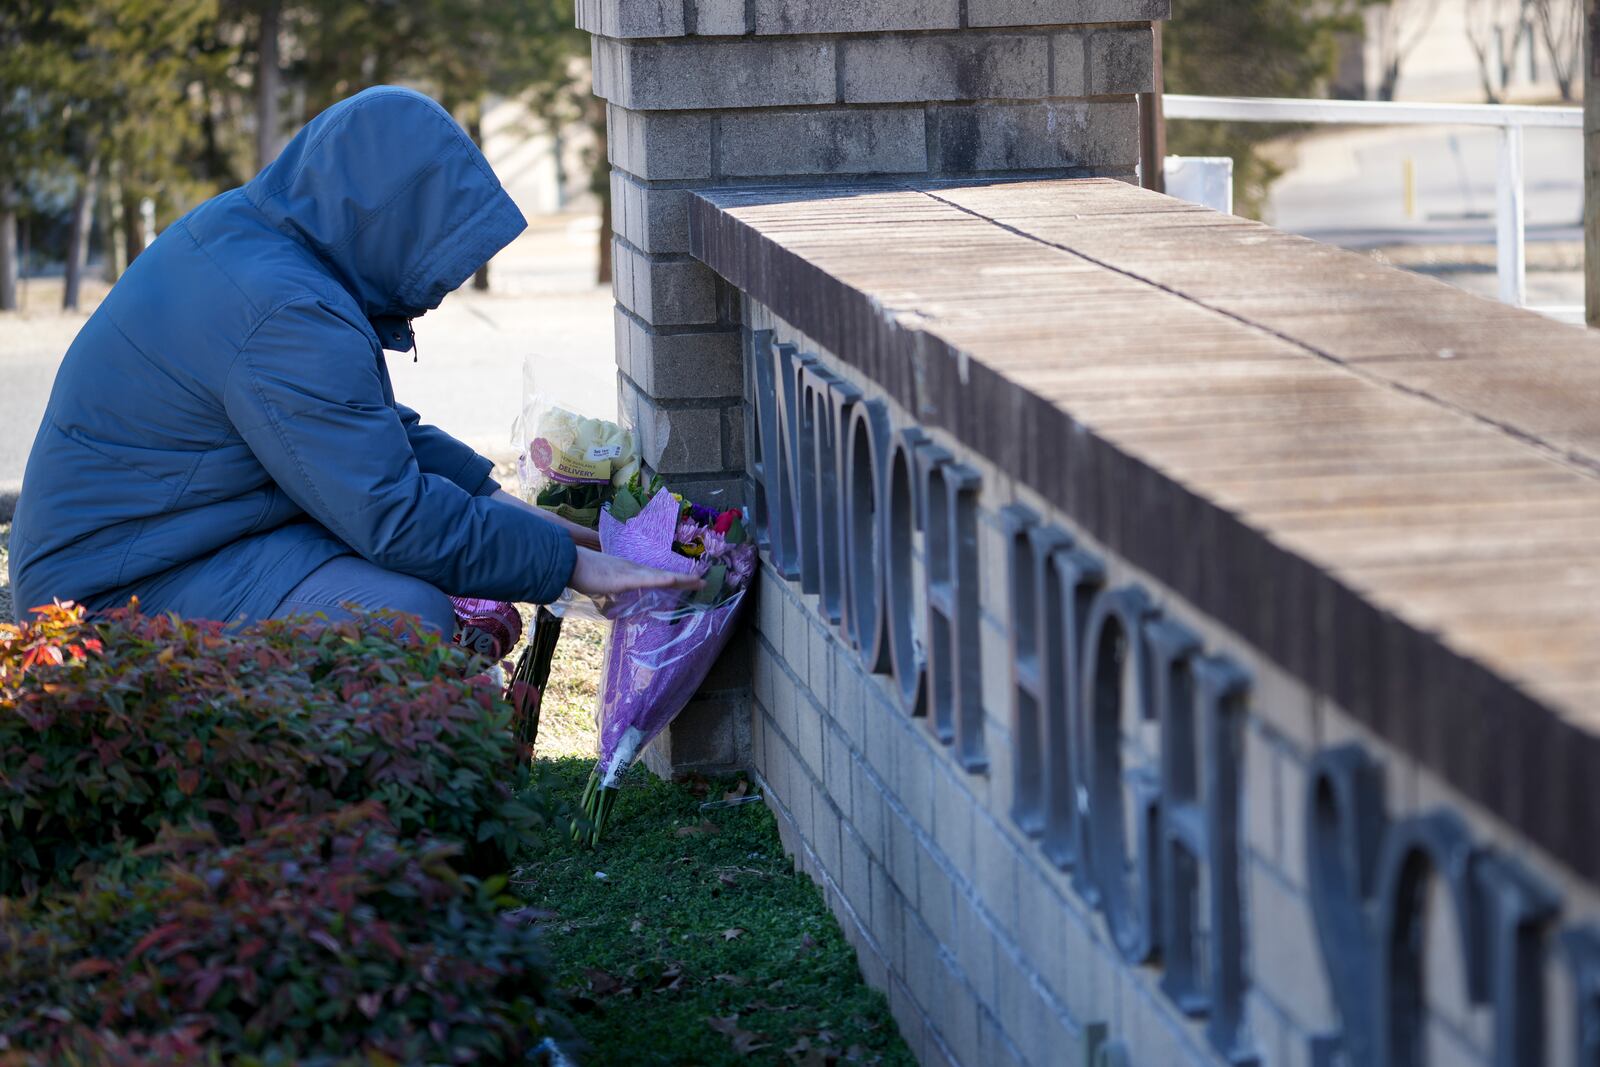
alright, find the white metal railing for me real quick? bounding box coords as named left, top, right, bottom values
left=1163, top=94, right=1583, bottom=314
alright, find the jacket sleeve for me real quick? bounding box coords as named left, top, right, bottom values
left=224, top=301, right=574, bottom=603
left=394, top=401, right=500, bottom=495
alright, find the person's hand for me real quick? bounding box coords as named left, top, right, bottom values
left=568, top=546, right=705, bottom=599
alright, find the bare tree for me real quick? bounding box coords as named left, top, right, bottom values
left=1530, top=0, right=1583, bottom=99
left=1464, top=0, right=1536, bottom=101
left=255, top=0, right=282, bottom=170
left=1372, top=0, right=1443, bottom=100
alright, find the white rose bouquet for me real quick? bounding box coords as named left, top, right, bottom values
left=516, top=402, right=640, bottom=528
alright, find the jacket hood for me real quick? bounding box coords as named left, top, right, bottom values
left=244, top=86, right=526, bottom=345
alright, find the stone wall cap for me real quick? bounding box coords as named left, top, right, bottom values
left=579, top=0, right=1171, bottom=39
left=688, top=177, right=1600, bottom=881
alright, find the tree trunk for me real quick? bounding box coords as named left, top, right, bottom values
left=63, top=153, right=101, bottom=312
left=1378, top=60, right=1401, bottom=101
left=122, top=186, right=143, bottom=270
left=469, top=107, right=490, bottom=292
left=0, top=196, right=17, bottom=312
left=99, top=171, right=123, bottom=286
left=1585, top=0, right=1597, bottom=327
left=256, top=0, right=283, bottom=171
left=552, top=126, right=568, bottom=211
left=19, top=216, right=29, bottom=310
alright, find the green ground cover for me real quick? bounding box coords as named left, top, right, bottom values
left=521, top=623, right=913, bottom=1066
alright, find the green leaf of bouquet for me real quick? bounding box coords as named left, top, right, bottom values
left=724, top=517, right=746, bottom=545
left=609, top=488, right=642, bottom=522
left=693, top=563, right=727, bottom=606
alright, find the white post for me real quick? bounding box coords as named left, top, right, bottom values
left=1496, top=122, right=1526, bottom=307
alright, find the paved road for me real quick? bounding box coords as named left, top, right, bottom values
left=1260, top=122, right=1585, bottom=318
left=0, top=214, right=617, bottom=515
left=1269, top=124, right=1581, bottom=245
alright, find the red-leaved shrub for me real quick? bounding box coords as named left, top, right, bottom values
left=0, top=804, right=557, bottom=1065
left=0, top=604, right=545, bottom=893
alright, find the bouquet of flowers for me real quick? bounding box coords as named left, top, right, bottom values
left=507, top=397, right=643, bottom=754
left=574, top=475, right=756, bottom=845
left=517, top=402, right=640, bottom=527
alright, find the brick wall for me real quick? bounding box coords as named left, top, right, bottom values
left=739, top=298, right=1600, bottom=1067
left=585, top=0, right=1165, bottom=773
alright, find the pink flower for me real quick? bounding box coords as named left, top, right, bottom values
left=726, top=543, right=756, bottom=590
left=698, top=528, right=730, bottom=561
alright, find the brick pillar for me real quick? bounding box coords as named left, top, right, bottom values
left=582, top=0, right=1166, bottom=776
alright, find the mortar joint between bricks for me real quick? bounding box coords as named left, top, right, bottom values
left=612, top=232, right=699, bottom=265
left=614, top=303, right=740, bottom=340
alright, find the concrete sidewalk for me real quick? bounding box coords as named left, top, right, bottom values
left=0, top=213, right=617, bottom=521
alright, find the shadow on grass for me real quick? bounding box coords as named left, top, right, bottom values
left=518, top=757, right=915, bottom=1066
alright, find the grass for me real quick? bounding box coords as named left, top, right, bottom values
left=528, top=617, right=611, bottom=760
left=519, top=620, right=914, bottom=1066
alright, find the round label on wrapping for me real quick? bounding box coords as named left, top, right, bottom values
left=531, top=437, right=612, bottom=485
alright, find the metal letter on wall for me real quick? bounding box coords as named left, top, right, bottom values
left=1561, top=926, right=1600, bottom=1067
left=1004, top=505, right=1044, bottom=832
left=826, top=377, right=864, bottom=642
left=802, top=364, right=846, bottom=622
left=845, top=399, right=891, bottom=674
left=1372, top=811, right=1485, bottom=1067
left=1306, top=744, right=1387, bottom=1067
left=1475, top=853, right=1558, bottom=1067
left=1082, top=585, right=1162, bottom=963
left=923, top=446, right=985, bottom=772
left=1192, top=655, right=1253, bottom=1065
left=790, top=353, right=823, bottom=595
left=1045, top=545, right=1105, bottom=887
left=1006, top=509, right=1076, bottom=839
left=885, top=427, right=929, bottom=715
left=1148, top=616, right=1205, bottom=1014
left=743, top=329, right=773, bottom=553
left=761, top=340, right=808, bottom=580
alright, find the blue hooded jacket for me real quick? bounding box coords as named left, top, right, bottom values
left=7, top=87, right=576, bottom=623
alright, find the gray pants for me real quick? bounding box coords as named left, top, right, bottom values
left=269, top=554, right=457, bottom=636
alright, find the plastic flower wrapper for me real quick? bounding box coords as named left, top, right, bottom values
left=572, top=476, right=756, bottom=846
left=514, top=385, right=640, bottom=528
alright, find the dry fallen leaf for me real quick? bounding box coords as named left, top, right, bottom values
left=724, top=778, right=749, bottom=801
left=722, top=927, right=745, bottom=941
left=583, top=967, right=622, bottom=998
left=629, top=918, right=645, bottom=934
left=713, top=973, right=749, bottom=986
left=707, top=1015, right=770, bottom=1055
left=718, top=871, right=738, bottom=888
left=675, top=820, right=721, bottom=838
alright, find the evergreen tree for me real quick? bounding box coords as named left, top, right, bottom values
left=0, top=2, right=69, bottom=310
left=1165, top=0, right=1362, bottom=216
left=47, top=0, right=219, bottom=307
